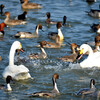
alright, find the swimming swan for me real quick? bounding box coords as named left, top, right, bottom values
left=2, top=41, right=31, bottom=80
left=78, top=44, right=100, bottom=68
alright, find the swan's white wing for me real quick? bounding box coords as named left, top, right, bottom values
left=2, top=65, right=30, bottom=79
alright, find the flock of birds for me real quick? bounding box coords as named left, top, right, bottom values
left=0, top=0, right=100, bottom=98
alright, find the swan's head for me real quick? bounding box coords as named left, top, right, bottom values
left=77, top=44, right=91, bottom=61
left=79, top=44, right=90, bottom=55
left=12, top=41, right=24, bottom=54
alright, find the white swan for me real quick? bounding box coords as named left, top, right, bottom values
left=2, top=41, right=31, bottom=80
left=79, top=44, right=100, bottom=68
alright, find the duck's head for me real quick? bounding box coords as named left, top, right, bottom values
left=23, top=0, right=28, bottom=3
left=46, top=12, right=51, bottom=18
left=36, top=24, right=43, bottom=31
left=38, top=24, right=42, bottom=30
left=0, top=23, right=6, bottom=31
left=0, top=4, right=5, bottom=9
left=53, top=73, right=59, bottom=81
left=71, top=43, right=77, bottom=49
left=6, top=75, right=12, bottom=84
left=23, top=11, right=27, bottom=15
left=4, top=11, right=10, bottom=17
left=56, top=22, right=62, bottom=29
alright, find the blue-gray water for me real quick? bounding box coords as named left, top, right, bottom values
left=0, top=0, right=100, bottom=100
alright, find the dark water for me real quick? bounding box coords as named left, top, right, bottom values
left=0, top=0, right=100, bottom=100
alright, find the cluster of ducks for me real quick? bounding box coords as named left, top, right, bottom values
left=0, top=0, right=100, bottom=98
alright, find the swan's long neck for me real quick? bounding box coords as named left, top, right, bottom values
left=9, top=44, right=16, bottom=66
left=58, top=28, right=64, bottom=40
left=52, top=78, right=59, bottom=93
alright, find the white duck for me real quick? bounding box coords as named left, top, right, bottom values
left=78, top=44, right=100, bottom=68
left=2, top=41, right=31, bottom=80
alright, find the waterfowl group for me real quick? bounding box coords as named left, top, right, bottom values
left=15, top=24, right=43, bottom=38
left=4, top=11, right=27, bottom=26
left=28, top=73, right=59, bottom=97
left=46, top=12, right=67, bottom=25
left=1, top=0, right=100, bottom=99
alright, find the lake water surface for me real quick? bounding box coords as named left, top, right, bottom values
left=0, top=0, right=100, bottom=100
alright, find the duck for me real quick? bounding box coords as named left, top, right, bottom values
left=76, top=79, right=96, bottom=96
left=21, top=0, right=42, bottom=9
left=78, top=44, right=100, bottom=68
left=15, top=24, right=43, bottom=38
left=46, top=12, right=57, bottom=24
left=57, top=43, right=78, bottom=62
left=36, top=36, right=63, bottom=48
left=0, top=76, right=12, bottom=91
left=0, top=22, right=6, bottom=37
left=91, top=24, right=100, bottom=34
left=2, top=41, right=32, bottom=80
left=27, top=73, right=60, bottom=97
left=86, top=5, right=100, bottom=18
left=0, top=4, right=5, bottom=15
left=28, top=42, right=47, bottom=59
left=17, top=11, right=27, bottom=20
left=4, top=11, right=27, bottom=26
left=48, top=22, right=64, bottom=41
left=62, top=16, right=67, bottom=26
left=46, top=12, right=67, bottom=25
